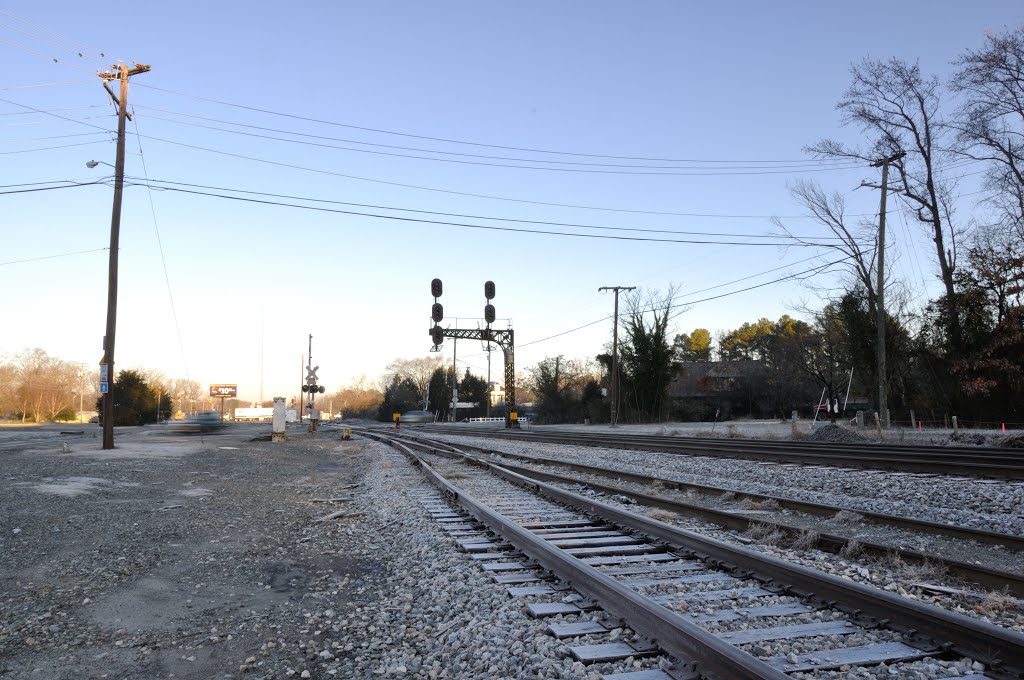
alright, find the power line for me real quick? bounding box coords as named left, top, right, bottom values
left=0, top=139, right=110, bottom=154
left=0, top=178, right=109, bottom=193
left=518, top=258, right=850, bottom=348
left=132, top=113, right=193, bottom=385
left=0, top=131, right=112, bottom=142
left=0, top=95, right=119, bottom=133
left=0, top=9, right=118, bottom=61
left=135, top=105, right=864, bottom=172
left=133, top=131, right=867, bottom=219
left=0, top=38, right=99, bottom=74
left=133, top=176, right=848, bottom=241
left=136, top=112, right=867, bottom=177
left=0, top=21, right=110, bottom=65
left=678, top=252, right=834, bottom=297
left=0, top=116, right=113, bottom=128
left=136, top=82, right=871, bottom=165
left=0, top=246, right=107, bottom=267
left=0, top=79, right=95, bottom=90
left=127, top=180, right=837, bottom=247
left=0, top=177, right=107, bottom=189
left=0, top=104, right=106, bottom=115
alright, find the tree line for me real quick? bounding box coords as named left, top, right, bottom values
left=0, top=349, right=208, bottom=425
left=524, top=29, right=1024, bottom=427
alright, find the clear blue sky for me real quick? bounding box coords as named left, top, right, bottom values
left=2, top=2, right=1019, bottom=403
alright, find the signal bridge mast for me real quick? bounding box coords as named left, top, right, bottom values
left=429, top=279, right=518, bottom=429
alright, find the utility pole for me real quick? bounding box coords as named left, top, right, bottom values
left=599, top=286, right=635, bottom=428
left=867, top=151, right=905, bottom=430
left=98, top=62, right=150, bottom=450
left=451, top=335, right=458, bottom=422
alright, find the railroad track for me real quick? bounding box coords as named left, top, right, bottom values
left=414, top=425, right=1024, bottom=479
left=387, top=431, right=1024, bottom=598
left=363, top=430, right=1024, bottom=680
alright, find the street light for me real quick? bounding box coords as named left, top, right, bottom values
left=86, top=150, right=125, bottom=449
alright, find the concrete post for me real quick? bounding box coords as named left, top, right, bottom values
left=909, top=409, right=916, bottom=432
left=856, top=411, right=864, bottom=428
left=272, top=397, right=287, bottom=442
left=952, top=415, right=959, bottom=436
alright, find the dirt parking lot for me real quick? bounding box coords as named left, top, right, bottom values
left=0, top=426, right=391, bottom=679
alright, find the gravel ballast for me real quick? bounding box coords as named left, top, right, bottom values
left=422, top=431, right=1024, bottom=633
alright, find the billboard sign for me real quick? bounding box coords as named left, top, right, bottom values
left=210, top=384, right=238, bottom=398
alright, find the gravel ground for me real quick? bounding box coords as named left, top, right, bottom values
left=1, top=425, right=697, bottom=680
left=421, top=432, right=1024, bottom=634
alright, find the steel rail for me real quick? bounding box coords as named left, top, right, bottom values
left=394, top=433, right=1024, bottom=597
left=485, top=455, right=1024, bottom=597
left=474, top=460, right=1024, bottom=676
left=377, top=434, right=792, bottom=680
left=403, top=433, right=1024, bottom=551
left=511, top=429, right=1024, bottom=458
left=370, top=431, right=1024, bottom=677
left=417, top=425, right=1024, bottom=478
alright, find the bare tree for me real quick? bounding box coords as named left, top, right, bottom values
left=950, top=26, right=1024, bottom=241
left=773, top=180, right=880, bottom=316
left=12, top=349, right=79, bottom=422
left=169, top=378, right=203, bottom=415
left=809, top=58, right=963, bottom=347
left=0, top=361, right=18, bottom=418
left=384, top=356, right=444, bottom=409
left=329, top=376, right=383, bottom=418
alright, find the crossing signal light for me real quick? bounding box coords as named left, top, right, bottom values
left=302, top=384, right=309, bottom=392
left=431, top=325, right=444, bottom=346
left=484, top=304, right=495, bottom=324
left=431, top=302, right=443, bottom=323
left=431, top=278, right=443, bottom=298
left=484, top=280, right=495, bottom=300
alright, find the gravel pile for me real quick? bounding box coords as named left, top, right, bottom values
left=806, top=424, right=871, bottom=444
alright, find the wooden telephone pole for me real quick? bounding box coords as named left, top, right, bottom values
left=599, top=286, right=635, bottom=428
left=98, top=62, right=150, bottom=449
left=866, top=151, right=905, bottom=430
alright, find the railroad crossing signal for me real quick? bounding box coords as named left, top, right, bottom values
left=303, top=365, right=325, bottom=393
